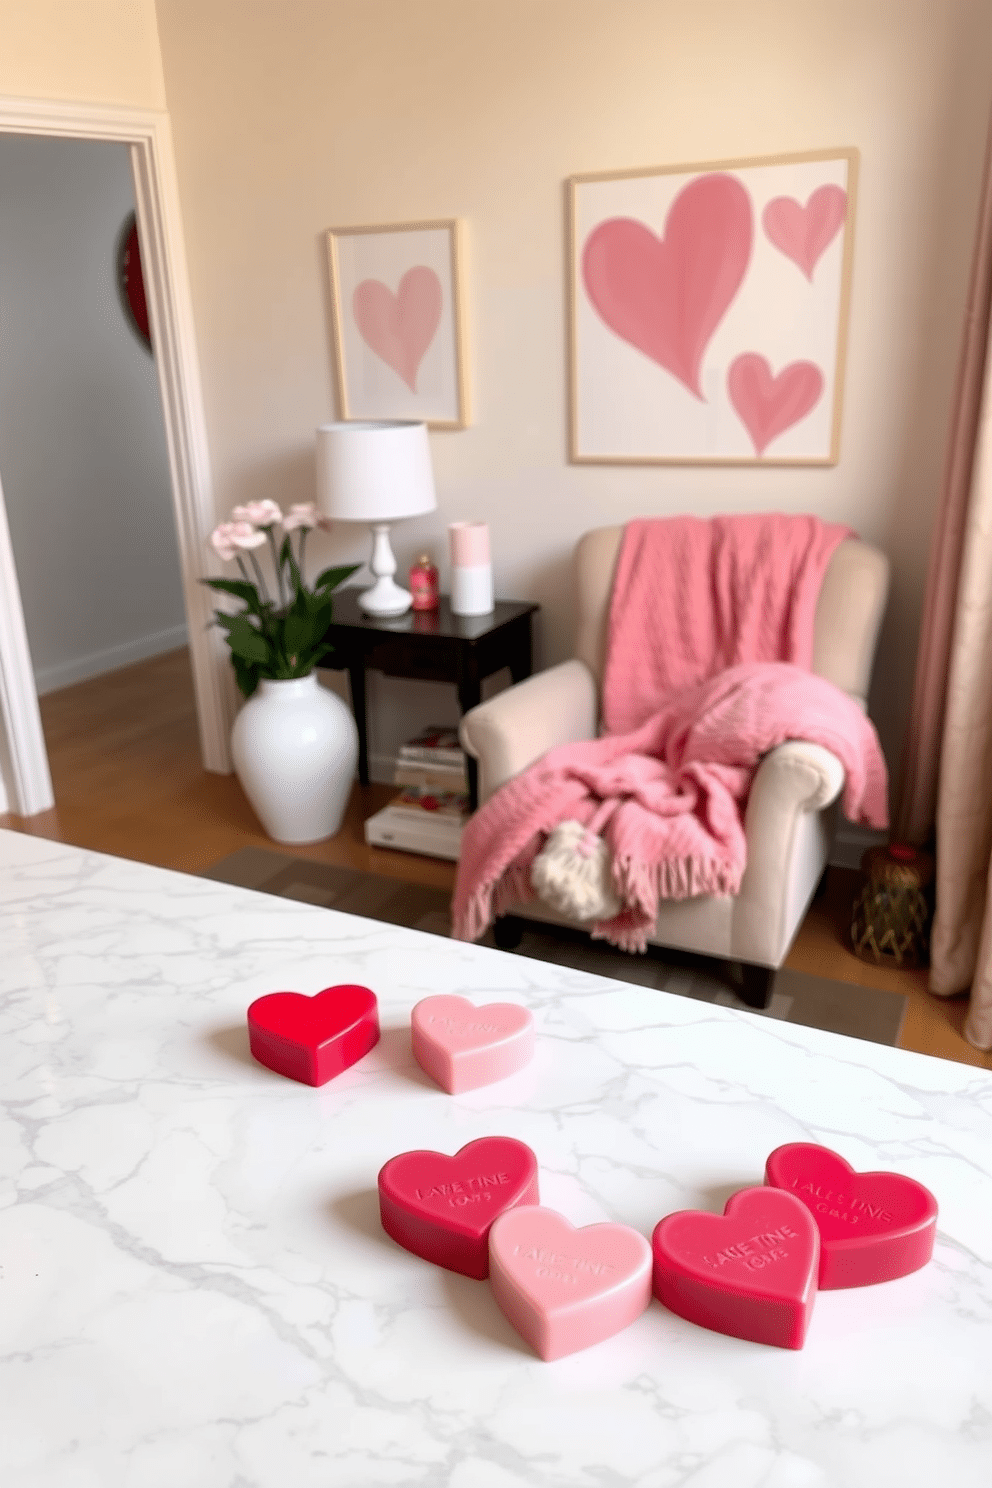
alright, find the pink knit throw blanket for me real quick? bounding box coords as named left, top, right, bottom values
left=452, top=514, right=886, bottom=950
left=603, top=514, right=853, bottom=732
left=451, top=663, right=889, bottom=951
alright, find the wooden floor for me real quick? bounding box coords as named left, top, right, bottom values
left=3, top=647, right=988, bottom=1071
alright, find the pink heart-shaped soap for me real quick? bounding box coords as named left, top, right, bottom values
left=764, top=1143, right=938, bottom=1289
left=488, top=1206, right=653, bottom=1360
left=247, top=984, right=379, bottom=1086
left=411, top=994, right=535, bottom=1093
left=652, top=1187, right=819, bottom=1349
left=378, top=1137, right=539, bottom=1279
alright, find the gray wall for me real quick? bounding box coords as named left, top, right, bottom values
left=0, top=133, right=185, bottom=694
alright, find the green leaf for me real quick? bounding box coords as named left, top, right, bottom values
left=283, top=612, right=318, bottom=659
left=309, top=600, right=336, bottom=639
left=224, top=615, right=270, bottom=665
left=232, top=655, right=261, bottom=698
left=215, top=610, right=269, bottom=636
left=314, top=564, right=360, bottom=593
left=201, top=577, right=262, bottom=609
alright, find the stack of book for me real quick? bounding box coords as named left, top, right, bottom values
left=364, top=725, right=470, bottom=860
left=393, top=725, right=468, bottom=793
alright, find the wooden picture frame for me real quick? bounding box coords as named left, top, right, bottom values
left=567, top=148, right=858, bottom=465
left=325, top=218, right=469, bottom=430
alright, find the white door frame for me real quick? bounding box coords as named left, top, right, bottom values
left=0, top=94, right=233, bottom=816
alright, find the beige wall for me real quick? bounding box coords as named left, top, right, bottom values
left=0, top=0, right=166, bottom=108
left=155, top=0, right=992, bottom=781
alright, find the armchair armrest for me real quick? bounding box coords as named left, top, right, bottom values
left=459, top=660, right=598, bottom=803
left=751, top=740, right=846, bottom=813
left=733, top=741, right=845, bottom=966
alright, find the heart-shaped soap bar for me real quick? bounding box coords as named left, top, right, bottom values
left=378, top=1137, right=539, bottom=1279
left=247, top=984, right=379, bottom=1086
left=411, top=994, right=535, bottom=1093
left=652, top=1187, right=819, bottom=1349
left=488, top=1206, right=653, bottom=1360
left=764, top=1142, right=938, bottom=1289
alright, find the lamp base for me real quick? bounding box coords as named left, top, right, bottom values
left=359, top=576, right=413, bottom=617
left=359, top=523, right=412, bottom=616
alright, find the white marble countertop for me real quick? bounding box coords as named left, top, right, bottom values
left=1, top=828, right=991, bottom=1488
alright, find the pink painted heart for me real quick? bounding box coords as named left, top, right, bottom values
left=352, top=265, right=442, bottom=391
left=582, top=172, right=753, bottom=399
left=652, top=1187, right=819, bottom=1349
left=378, top=1137, right=539, bottom=1279
left=763, top=185, right=847, bottom=280
left=765, top=1143, right=938, bottom=1289
left=247, top=984, right=379, bottom=1086
left=727, top=353, right=823, bottom=455
left=489, top=1206, right=653, bottom=1360
left=411, top=994, right=535, bottom=1093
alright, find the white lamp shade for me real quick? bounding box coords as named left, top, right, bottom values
left=315, top=420, right=437, bottom=522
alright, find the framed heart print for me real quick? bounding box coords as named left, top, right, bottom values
left=325, top=218, right=469, bottom=429
left=567, top=148, right=858, bottom=464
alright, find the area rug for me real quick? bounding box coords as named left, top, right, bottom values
left=202, top=848, right=907, bottom=1048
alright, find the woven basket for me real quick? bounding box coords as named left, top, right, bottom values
left=850, top=843, right=935, bottom=968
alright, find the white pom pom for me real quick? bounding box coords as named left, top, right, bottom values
left=531, top=819, right=622, bottom=922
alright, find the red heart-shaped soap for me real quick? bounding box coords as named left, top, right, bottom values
left=764, top=1142, right=938, bottom=1289
left=652, top=1187, right=819, bottom=1349
left=378, top=1137, right=539, bottom=1279
left=247, top=984, right=379, bottom=1086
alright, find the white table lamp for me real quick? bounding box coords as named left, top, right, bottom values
left=315, top=420, right=437, bottom=617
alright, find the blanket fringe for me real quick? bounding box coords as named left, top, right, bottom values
left=452, top=863, right=534, bottom=943
left=590, top=921, right=651, bottom=955
left=590, top=853, right=744, bottom=955
left=616, top=852, right=742, bottom=911
left=492, top=863, right=537, bottom=921
left=454, top=851, right=742, bottom=953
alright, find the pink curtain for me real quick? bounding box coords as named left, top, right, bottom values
left=897, top=108, right=992, bottom=1049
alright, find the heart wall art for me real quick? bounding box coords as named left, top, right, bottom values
left=325, top=218, right=469, bottom=429
left=567, top=148, right=858, bottom=464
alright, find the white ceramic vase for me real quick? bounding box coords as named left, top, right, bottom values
left=230, top=673, right=359, bottom=844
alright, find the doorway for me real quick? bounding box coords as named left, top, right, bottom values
left=0, top=98, right=231, bottom=817
left=0, top=133, right=187, bottom=707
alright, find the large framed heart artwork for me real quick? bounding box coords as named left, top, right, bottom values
left=325, top=218, right=469, bottom=430
left=567, top=148, right=858, bottom=464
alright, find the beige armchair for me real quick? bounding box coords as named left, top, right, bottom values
left=459, top=525, right=890, bottom=1008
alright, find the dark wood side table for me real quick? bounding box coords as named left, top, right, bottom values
left=320, top=593, right=540, bottom=810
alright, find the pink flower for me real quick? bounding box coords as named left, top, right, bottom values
left=282, top=502, right=326, bottom=533
left=210, top=520, right=266, bottom=561
left=228, top=521, right=267, bottom=551
left=230, top=499, right=283, bottom=529
left=210, top=523, right=239, bottom=561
